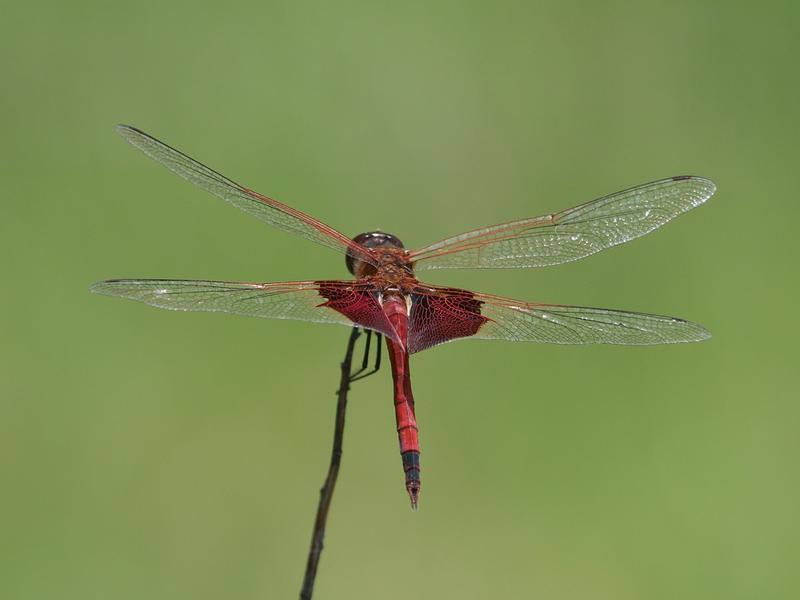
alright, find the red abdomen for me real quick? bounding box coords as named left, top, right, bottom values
left=382, top=294, right=421, bottom=510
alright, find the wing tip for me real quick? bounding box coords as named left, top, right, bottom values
left=671, top=175, right=717, bottom=203
left=90, top=279, right=122, bottom=296
left=690, top=324, right=712, bottom=342
left=671, top=316, right=712, bottom=343
left=116, top=122, right=154, bottom=143
left=115, top=123, right=138, bottom=136
left=115, top=124, right=145, bottom=149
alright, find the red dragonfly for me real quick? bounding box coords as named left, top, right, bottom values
left=93, top=125, right=715, bottom=509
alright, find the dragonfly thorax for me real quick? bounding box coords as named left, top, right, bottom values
left=346, top=231, right=410, bottom=278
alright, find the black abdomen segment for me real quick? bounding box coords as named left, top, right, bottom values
left=402, top=450, right=421, bottom=509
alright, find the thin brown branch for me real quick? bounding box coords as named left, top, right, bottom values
left=299, top=327, right=361, bottom=600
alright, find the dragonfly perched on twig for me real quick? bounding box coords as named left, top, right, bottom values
left=92, top=125, right=715, bottom=509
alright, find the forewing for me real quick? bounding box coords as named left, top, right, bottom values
left=91, top=279, right=399, bottom=342
left=406, top=285, right=709, bottom=352
left=410, top=176, right=716, bottom=269
left=117, top=125, right=376, bottom=266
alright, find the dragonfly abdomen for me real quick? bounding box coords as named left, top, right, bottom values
left=383, top=293, right=421, bottom=510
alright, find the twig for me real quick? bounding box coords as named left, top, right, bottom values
left=299, top=327, right=361, bottom=600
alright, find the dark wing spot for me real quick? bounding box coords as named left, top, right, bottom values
left=408, top=288, right=487, bottom=353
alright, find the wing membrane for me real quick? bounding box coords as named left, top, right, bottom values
left=410, top=176, right=716, bottom=270
left=474, top=293, right=710, bottom=345
left=90, top=278, right=399, bottom=341
left=117, top=125, right=376, bottom=265
left=405, top=285, right=709, bottom=352
left=92, top=279, right=709, bottom=349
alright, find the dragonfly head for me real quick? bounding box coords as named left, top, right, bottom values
left=346, top=231, right=405, bottom=276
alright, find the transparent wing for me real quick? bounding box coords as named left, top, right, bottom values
left=406, top=285, right=710, bottom=353
left=474, top=292, right=710, bottom=345
left=117, top=125, right=376, bottom=266
left=90, top=278, right=399, bottom=341
left=409, top=176, right=716, bottom=270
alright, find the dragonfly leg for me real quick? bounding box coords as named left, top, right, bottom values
left=348, top=329, right=372, bottom=379
left=349, top=330, right=383, bottom=383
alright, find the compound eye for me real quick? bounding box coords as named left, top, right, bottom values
left=346, top=231, right=404, bottom=275
left=345, top=249, right=367, bottom=276
left=352, top=231, right=404, bottom=250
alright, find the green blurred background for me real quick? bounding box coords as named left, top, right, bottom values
left=1, top=1, right=797, bottom=599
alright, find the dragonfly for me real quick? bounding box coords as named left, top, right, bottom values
left=92, top=125, right=716, bottom=510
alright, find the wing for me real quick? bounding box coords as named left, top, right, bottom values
left=409, top=176, right=716, bottom=270
left=407, top=285, right=710, bottom=353
left=116, top=125, right=376, bottom=266
left=90, top=278, right=401, bottom=343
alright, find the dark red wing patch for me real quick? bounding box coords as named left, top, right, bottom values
left=408, top=287, right=488, bottom=353
left=317, top=282, right=400, bottom=344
